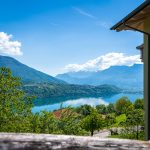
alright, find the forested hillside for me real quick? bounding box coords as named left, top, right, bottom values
left=0, top=55, right=65, bottom=84
left=22, top=83, right=122, bottom=99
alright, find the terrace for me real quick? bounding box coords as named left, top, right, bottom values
left=0, top=1, right=150, bottom=149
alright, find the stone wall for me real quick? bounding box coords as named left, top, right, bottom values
left=0, top=133, right=150, bottom=150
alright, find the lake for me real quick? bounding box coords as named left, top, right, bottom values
left=32, top=92, right=143, bottom=113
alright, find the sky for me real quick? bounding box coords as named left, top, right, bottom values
left=0, top=0, right=144, bottom=75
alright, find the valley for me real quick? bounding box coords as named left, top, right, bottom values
left=0, top=55, right=143, bottom=110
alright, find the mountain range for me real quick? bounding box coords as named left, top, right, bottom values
left=0, top=55, right=121, bottom=100
left=56, top=64, right=143, bottom=90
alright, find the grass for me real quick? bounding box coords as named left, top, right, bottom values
left=109, top=131, right=145, bottom=141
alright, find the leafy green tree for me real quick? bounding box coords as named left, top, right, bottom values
left=105, top=113, right=115, bottom=128
left=75, top=104, right=93, bottom=116
left=115, top=97, right=132, bottom=115
left=126, top=109, right=144, bottom=140
left=115, top=114, right=126, bottom=127
left=38, top=111, right=57, bottom=134
left=134, top=99, right=144, bottom=110
left=81, top=109, right=103, bottom=136
left=0, top=67, right=33, bottom=132
left=57, top=107, right=87, bottom=135
left=96, top=104, right=107, bottom=115
left=106, top=103, right=115, bottom=114
left=30, top=113, right=41, bottom=133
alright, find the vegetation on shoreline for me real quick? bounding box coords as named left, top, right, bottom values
left=0, top=67, right=144, bottom=140
left=22, top=83, right=121, bottom=99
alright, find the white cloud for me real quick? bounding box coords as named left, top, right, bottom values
left=73, top=7, right=97, bottom=19
left=64, top=53, right=142, bottom=72
left=0, top=32, right=22, bottom=56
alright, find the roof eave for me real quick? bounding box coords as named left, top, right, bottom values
left=110, top=0, right=150, bottom=31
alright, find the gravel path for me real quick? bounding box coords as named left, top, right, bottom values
left=0, top=133, right=150, bottom=150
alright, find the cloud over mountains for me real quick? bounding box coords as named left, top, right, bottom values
left=0, top=32, right=22, bottom=56
left=64, top=52, right=142, bottom=72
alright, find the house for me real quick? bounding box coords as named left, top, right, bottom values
left=111, top=0, right=150, bottom=140
left=136, top=44, right=144, bottom=62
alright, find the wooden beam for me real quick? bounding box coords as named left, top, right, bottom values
left=127, top=17, right=146, bottom=25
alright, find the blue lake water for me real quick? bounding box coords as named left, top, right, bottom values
left=32, top=93, right=143, bottom=113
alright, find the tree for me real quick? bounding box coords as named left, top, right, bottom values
left=115, top=114, right=126, bottom=127
left=0, top=67, right=33, bottom=132
left=96, top=104, right=107, bottom=115
left=38, top=111, right=57, bottom=134
left=57, top=107, right=87, bottom=135
left=106, top=103, right=115, bottom=114
left=134, top=99, right=144, bottom=110
left=115, top=97, right=132, bottom=115
left=105, top=113, right=115, bottom=128
left=81, top=109, right=103, bottom=136
left=126, top=109, right=144, bottom=140
left=30, top=112, right=41, bottom=133
left=75, top=104, right=93, bottom=116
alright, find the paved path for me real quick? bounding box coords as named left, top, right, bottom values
left=94, top=130, right=111, bottom=138
left=0, top=133, right=150, bottom=150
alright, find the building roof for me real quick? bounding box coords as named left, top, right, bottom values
left=111, top=0, right=150, bottom=34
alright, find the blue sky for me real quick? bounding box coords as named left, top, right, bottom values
left=0, top=0, right=144, bottom=75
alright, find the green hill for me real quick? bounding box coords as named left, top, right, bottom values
left=22, top=83, right=122, bottom=99
left=0, top=55, right=66, bottom=84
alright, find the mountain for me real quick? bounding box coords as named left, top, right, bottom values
left=56, top=64, right=143, bottom=90
left=0, top=55, right=65, bottom=84
left=0, top=55, right=121, bottom=101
